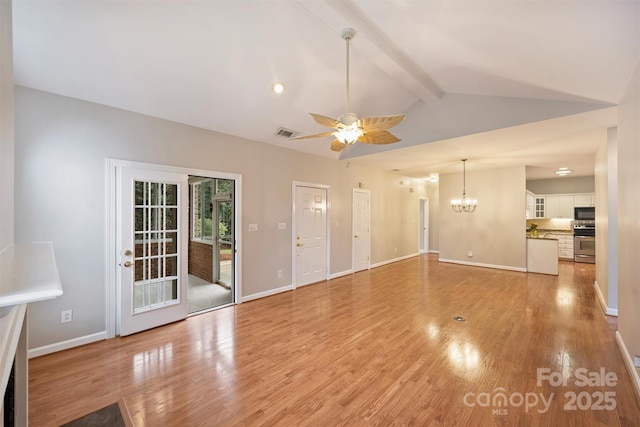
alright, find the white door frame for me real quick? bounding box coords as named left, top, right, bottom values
left=106, top=159, right=243, bottom=339
left=352, top=188, right=370, bottom=272
left=291, top=181, right=330, bottom=289
left=419, top=198, right=429, bottom=254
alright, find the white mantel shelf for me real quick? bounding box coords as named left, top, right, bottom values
left=0, top=241, right=63, bottom=308
left=1, top=241, right=62, bottom=425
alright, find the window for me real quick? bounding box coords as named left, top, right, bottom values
left=191, top=178, right=234, bottom=243
left=191, top=180, right=214, bottom=242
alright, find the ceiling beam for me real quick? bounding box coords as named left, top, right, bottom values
left=294, top=0, right=443, bottom=103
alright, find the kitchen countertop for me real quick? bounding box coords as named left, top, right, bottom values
left=527, top=236, right=558, bottom=240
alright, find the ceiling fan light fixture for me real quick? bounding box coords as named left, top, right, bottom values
left=335, top=123, right=363, bottom=144
left=288, top=27, right=404, bottom=151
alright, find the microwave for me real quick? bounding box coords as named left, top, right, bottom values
left=574, top=206, right=595, bottom=221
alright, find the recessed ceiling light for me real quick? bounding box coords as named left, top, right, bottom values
left=272, top=82, right=285, bottom=94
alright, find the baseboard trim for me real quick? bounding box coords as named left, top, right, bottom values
left=242, top=285, right=293, bottom=303
left=438, top=258, right=527, bottom=273
left=594, top=281, right=619, bottom=317
left=28, top=331, right=106, bottom=359
left=615, top=331, right=640, bottom=404
left=329, top=269, right=353, bottom=279
left=370, top=253, right=419, bottom=269
left=428, top=250, right=439, bottom=254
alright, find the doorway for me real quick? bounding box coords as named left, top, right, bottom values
left=107, top=159, right=242, bottom=338
left=352, top=189, right=370, bottom=272
left=293, top=182, right=329, bottom=288
left=419, top=198, right=430, bottom=253
left=188, top=176, right=235, bottom=313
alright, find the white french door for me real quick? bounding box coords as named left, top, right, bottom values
left=294, top=185, right=328, bottom=287
left=352, top=189, right=370, bottom=272
left=118, top=167, right=188, bottom=336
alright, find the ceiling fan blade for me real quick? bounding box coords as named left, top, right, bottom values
left=310, top=113, right=342, bottom=129
left=331, top=139, right=347, bottom=152
left=358, top=115, right=405, bottom=132
left=358, top=130, right=401, bottom=145
left=290, top=131, right=336, bottom=140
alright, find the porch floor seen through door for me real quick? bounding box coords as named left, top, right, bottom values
left=188, top=273, right=232, bottom=314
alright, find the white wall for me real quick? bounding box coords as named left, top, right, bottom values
left=0, top=0, right=14, bottom=251
left=616, top=63, right=640, bottom=362
left=438, top=165, right=526, bottom=270
left=14, top=87, right=423, bottom=350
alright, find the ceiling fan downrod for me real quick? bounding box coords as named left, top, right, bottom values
left=342, top=28, right=356, bottom=118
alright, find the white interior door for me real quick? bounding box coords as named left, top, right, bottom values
left=420, top=198, right=430, bottom=253
left=353, top=189, right=370, bottom=272
left=118, top=167, right=188, bottom=336
left=295, top=185, right=327, bottom=287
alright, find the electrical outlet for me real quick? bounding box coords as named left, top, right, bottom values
left=634, top=356, right=640, bottom=368
left=61, top=310, right=73, bottom=323
left=277, top=270, right=283, bottom=278
left=467, top=250, right=473, bottom=257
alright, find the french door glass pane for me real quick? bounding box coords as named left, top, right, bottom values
left=132, top=180, right=181, bottom=314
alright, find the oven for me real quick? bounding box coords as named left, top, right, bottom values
left=573, top=221, right=595, bottom=263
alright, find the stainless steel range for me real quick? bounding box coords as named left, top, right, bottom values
left=573, top=220, right=595, bottom=263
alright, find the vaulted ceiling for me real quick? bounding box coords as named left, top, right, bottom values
left=12, top=0, right=640, bottom=179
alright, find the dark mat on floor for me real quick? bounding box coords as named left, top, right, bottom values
left=60, top=402, right=126, bottom=427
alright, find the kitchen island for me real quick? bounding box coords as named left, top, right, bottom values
left=527, top=237, right=559, bottom=275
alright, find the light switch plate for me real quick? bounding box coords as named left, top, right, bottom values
left=278, top=223, right=286, bottom=230
left=248, top=224, right=258, bottom=232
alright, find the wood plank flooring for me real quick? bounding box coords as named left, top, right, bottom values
left=29, top=255, right=640, bottom=426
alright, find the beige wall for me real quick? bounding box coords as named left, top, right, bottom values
left=617, top=63, right=640, bottom=360
left=439, top=165, right=526, bottom=270
left=595, top=127, right=619, bottom=312
left=426, top=181, right=440, bottom=252
left=594, top=130, right=609, bottom=307
left=0, top=0, right=14, bottom=251
left=15, top=87, right=423, bottom=349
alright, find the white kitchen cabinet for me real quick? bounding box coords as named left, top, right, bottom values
left=548, top=233, right=574, bottom=259
left=534, top=196, right=545, bottom=218
left=546, top=196, right=559, bottom=218
left=526, top=191, right=535, bottom=219
left=539, top=195, right=574, bottom=219
left=574, top=193, right=595, bottom=207
left=558, top=195, right=574, bottom=218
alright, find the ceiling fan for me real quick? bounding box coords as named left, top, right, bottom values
left=290, top=28, right=405, bottom=152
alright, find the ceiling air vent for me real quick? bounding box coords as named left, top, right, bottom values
left=274, top=127, right=298, bottom=139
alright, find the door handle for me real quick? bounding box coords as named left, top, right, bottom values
left=354, top=235, right=359, bottom=238
left=123, top=261, right=134, bottom=267
left=124, top=250, right=132, bottom=256
left=296, top=243, right=303, bottom=247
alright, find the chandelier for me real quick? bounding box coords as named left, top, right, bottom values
left=451, top=159, right=477, bottom=213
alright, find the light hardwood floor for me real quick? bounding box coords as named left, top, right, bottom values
left=29, top=255, right=640, bottom=426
